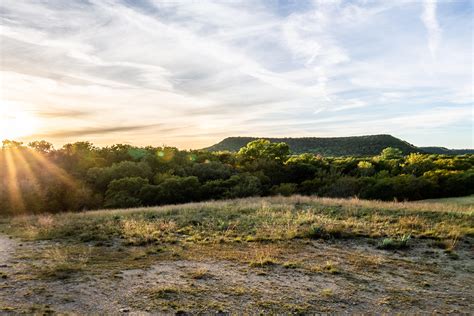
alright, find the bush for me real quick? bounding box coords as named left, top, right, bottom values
left=225, top=174, right=261, bottom=198
left=104, top=177, right=149, bottom=208
left=156, top=176, right=201, bottom=204
left=270, top=183, right=298, bottom=196
left=378, top=235, right=411, bottom=250
left=189, top=161, right=233, bottom=182
left=321, top=177, right=361, bottom=198
left=88, top=161, right=152, bottom=191
left=361, top=175, right=436, bottom=201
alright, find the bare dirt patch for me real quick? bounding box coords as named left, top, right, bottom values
left=0, top=237, right=472, bottom=314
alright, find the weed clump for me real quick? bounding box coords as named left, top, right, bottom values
left=321, top=288, right=334, bottom=297
left=149, top=286, right=180, bottom=299
left=306, top=225, right=328, bottom=239
left=309, top=261, right=340, bottom=274
left=378, top=234, right=411, bottom=250
left=188, top=268, right=211, bottom=279
left=249, top=258, right=276, bottom=268
left=282, top=261, right=300, bottom=269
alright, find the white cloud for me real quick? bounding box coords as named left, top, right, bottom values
left=421, top=0, right=442, bottom=58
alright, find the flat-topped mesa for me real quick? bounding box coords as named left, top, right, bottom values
left=204, top=134, right=419, bottom=156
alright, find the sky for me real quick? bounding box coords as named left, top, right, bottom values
left=0, top=0, right=473, bottom=149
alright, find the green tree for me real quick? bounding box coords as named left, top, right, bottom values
left=155, top=176, right=201, bottom=204
left=402, top=153, right=434, bottom=176
left=357, top=161, right=375, bottom=176
left=104, top=177, right=149, bottom=208
left=28, top=140, right=54, bottom=153
left=189, top=161, right=233, bottom=182
left=87, top=161, right=152, bottom=191
left=238, top=139, right=290, bottom=162
left=225, top=174, right=261, bottom=198
left=2, top=140, right=24, bottom=148
left=380, top=147, right=403, bottom=160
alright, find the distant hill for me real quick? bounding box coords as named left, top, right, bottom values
left=419, top=147, right=474, bottom=155
left=205, top=134, right=421, bottom=156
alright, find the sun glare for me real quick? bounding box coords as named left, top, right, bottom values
left=0, top=105, right=38, bottom=141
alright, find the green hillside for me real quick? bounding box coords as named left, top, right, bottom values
left=419, top=147, right=474, bottom=155
left=205, top=134, right=420, bottom=156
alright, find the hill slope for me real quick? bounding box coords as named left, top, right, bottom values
left=205, top=134, right=419, bottom=156
left=419, top=147, right=474, bottom=155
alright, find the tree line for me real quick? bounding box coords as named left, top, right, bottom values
left=1, top=139, right=473, bottom=215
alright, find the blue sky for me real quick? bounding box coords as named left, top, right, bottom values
left=0, top=0, right=472, bottom=149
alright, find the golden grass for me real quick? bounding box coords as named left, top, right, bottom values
left=2, top=195, right=472, bottom=245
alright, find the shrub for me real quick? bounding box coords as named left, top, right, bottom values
left=104, top=177, right=149, bottom=208
left=225, top=174, right=261, bottom=198
left=87, top=161, right=152, bottom=191
left=378, top=235, right=411, bottom=250
left=271, top=183, right=297, bottom=196
left=189, top=161, right=233, bottom=182
left=156, top=176, right=201, bottom=204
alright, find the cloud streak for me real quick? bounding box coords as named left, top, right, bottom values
left=32, top=124, right=181, bottom=138
left=35, top=108, right=93, bottom=118
left=421, top=0, right=441, bottom=58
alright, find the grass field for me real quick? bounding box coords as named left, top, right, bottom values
left=420, top=195, right=474, bottom=206
left=0, top=196, right=473, bottom=313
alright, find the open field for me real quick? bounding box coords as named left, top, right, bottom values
left=420, top=195, right=474, bottom=206
left=0, top=195, right=473, bottom=314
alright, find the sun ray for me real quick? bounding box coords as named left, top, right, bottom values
left=26, top=148, right=78, bottom=188
left=3, top=148, right=25, bottom=212
left=10, top=147, right=41, bottom=192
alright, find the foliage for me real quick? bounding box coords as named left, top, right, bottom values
left=0, top=137, right=473, bottom=214
left=238, top=139, right=290, bottom=162
left=378, top=235, right=411, bottom=250
left=380, top=147, right=403, bottom=160
left=105, top=177, right=149, bottom=208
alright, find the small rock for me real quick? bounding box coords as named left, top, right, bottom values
left=119, top=308, right=130, bottom=313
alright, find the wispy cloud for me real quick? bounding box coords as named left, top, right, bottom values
left=33, top=124, right=177, bottom=138
left=421, top=0, right=441, bottom=58
left=35, top=108, right=93, bottom=118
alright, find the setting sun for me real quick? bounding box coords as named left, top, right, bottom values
left=0, top=105, right=38, bottom=141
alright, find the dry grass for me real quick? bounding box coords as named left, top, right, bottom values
left=309, top=260, right=341, bottom=275
left=2, top=196, right=472, bottom=250
left=33, top=247, right=91, bottom=279
left=187, top=267, right=211, bottom=279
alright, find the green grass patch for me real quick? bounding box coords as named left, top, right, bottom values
left=419, top=195, right=474, bottom=206
left=377, top=235, right=411, bottom=250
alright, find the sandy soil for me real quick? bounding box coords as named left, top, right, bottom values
left=0, top=236, right=473, bottom=314
left=0, top=235, right=16, bottom=266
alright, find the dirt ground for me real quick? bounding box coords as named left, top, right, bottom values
left=0, top=234, right=473, bottom=314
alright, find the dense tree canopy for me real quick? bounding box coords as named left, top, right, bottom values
left=1, top=139, right=473, bottom=215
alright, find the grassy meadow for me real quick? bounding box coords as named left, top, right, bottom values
left=420, top=194, right=474, bottom=206
left=0, top=195, right=473, bottom=313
